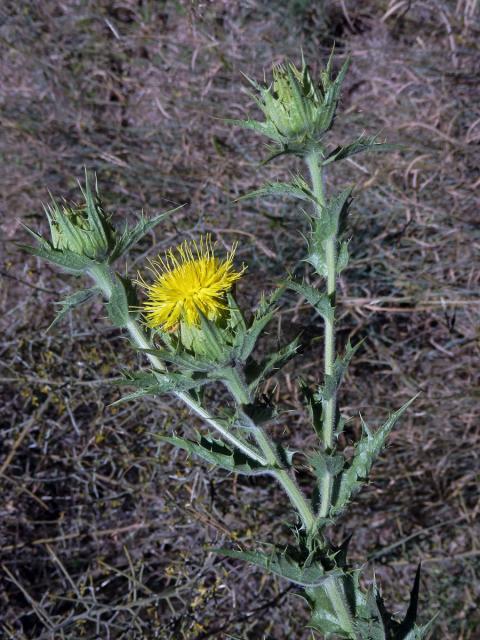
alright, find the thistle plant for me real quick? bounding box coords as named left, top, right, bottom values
left=22, top=51, right=435, bottom=638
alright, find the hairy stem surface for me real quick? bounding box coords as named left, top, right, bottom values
left=306, top=151, right=337, bottom=518
left=226, top=367, right=316, bottom=533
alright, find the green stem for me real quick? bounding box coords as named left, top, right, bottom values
left=226, top=367, right=316, bottom=533
left=224, top=366, right=252, bottom=406
left=306, top=151, right=337, bottom=519
left=324, top=577, right=356, bottom=638
left=88, top=264, right=266, bottom=466
left=323, top=237, right=337, bottom=447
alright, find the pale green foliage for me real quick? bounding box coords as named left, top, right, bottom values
left=217, top=546, right=343, bottom=588
left=160, top=433, right=269, bottom=475
left=47, top=287, right=100, bottom=331
left=331, top=397, right=419, bottom=517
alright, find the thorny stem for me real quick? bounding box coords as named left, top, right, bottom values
left=306, top=150, right=337, bottom=519
left=88, top=264, right=266, bottom=466
left=307, top=153, right=356, bottom=634
left=225, top=367, right=317, bottom=533
left=324, top=577, right=356, bottom=637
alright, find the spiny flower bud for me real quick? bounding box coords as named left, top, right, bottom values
left=22, top=173, right=180, bottom=275
left=261, top=62, right=321, bottom=143
left=240, top=50, right=350, bottom=152
left=45, top=194, right=114, bottom=261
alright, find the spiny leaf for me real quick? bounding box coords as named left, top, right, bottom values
left=305, top=188, right=352, bottom=277
left=260, top=143, right=305, bottom=164
left=80, top=172, right=110, bottom=252
left=226, top=117, right=283, bottom=143
left=226, top=292, right=247, bottom=334
left=139, top=347, right=216, bottom=373
left=197, top=312, right=225, bottom=360
left=237, top=177, right=318, bottom=205
left=326, top=340, right=364, bottom=400
left=286, top=280, right=334, bottom=321
left=311, top=341, right=362, bottom=430
left=247, top=335, right=301, bottom=390
left=47, top=287, right=100, bottom=331
left=304, top=584, right=351, bottom=637
left=160, top=434, right=268, bottom=475
left=110, top=205, right=183, bottom=262
left=323, top=135, right=396, bottom=165
left=300, top=379, right=323, bottom=438
left=337, top=240, right=350, bottom=274
left=106, top=275, right=137, bottom=328
left=310, top=451, right=345, bottom=480
left=111, top=371, right=205, bottom=405
left=239, top=285, right=285, bottom=361
left=18, top=243, right=93, bottom=274
left=217, top=547, right=343, bottom=588
left=396, top=565, right=424, bottom=639
left=331, top=396, right=418, bottom=515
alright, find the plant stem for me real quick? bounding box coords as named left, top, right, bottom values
left=88, top=264, right=267, bottom=466
left=306, top=151, right=337, bottom=518
left=306, top=154, right=356, bottom=639
left=226, top=367, right=316, bottom=533
left=324, top=577, right=356, bottom=637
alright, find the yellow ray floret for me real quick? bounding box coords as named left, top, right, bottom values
left=138, top=235, right=245, bottom=330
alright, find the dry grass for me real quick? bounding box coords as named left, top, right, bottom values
left=0, top=1, right=479, bottom=638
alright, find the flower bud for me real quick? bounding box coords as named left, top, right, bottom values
left=46, top=196, right=114, bottom=261
left=242, top=50, right=349, bottom=152
left=261, top=62, right=321, bottom=143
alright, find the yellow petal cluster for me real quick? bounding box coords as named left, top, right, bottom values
left=139, top=235, right=244, bottom=330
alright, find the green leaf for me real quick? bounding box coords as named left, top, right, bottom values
left=197, top=312, right=225, bottom=361
left=323, top=188, right=352, bottom=234
left=310, top=451, right=345, bottom=480
left=110, top=205, right=183, bottom=262
left=311, top=341, right=365, bottom=438
left=331, top=396, right=418, bottom=515
left=79, top=172, right=110, bottom=253
left=300, top=379, right=323, bottom=438
left=47, top=287, right=100, bottom=331
left=226, top=292, right=247, bottom=335
left=111, top=370, right=205, bottom=405
left=305, top=188, right=352, bottom=277
left=337, top=240, right=350, bottom=274
left=18, top=242, right=93, bottom=274
left=332, top=340, right=364, bottom=396
left=286, top=280, right=334, bottom=322
left=139, top=347, right=215, bottom=373
left=237, top=176, right=318, bottom=206
left=217, top=547, right=343, bottom=588
left=260, top=143, right=306, bottom=164
left=226, top=117, right=283, bottom=143
left=313, top=55, right=351, bottom=138
left=160, top=434, right=268, bottom=475
left=247, top=335, right=301, bottom=390
left=323, top=135, right=396, bottom=165
left=239, top=286, right=285, bottom=361
left=304, top=583, right=351, bottom=637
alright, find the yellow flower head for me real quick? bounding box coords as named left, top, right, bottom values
left=139, top=235, right=245, bottom=331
